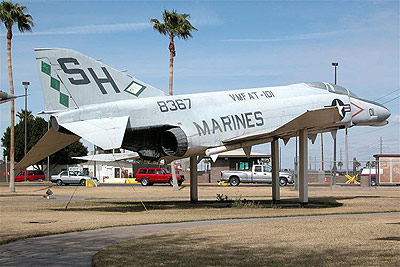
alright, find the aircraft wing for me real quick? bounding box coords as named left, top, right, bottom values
left=15, top=128, right=80, bottom=170
left=15, top=116, right=130, bottom=169
left=223, top=107, right=341, bottom=145
left=72, top=152, right=140, bottom=162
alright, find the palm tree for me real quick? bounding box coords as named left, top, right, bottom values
left=0, top=1, right=34, bottom=192
left=151, top=10, right=196, bottom=190
left=150, top=9, right=197, bottom=96
left=16, top=109, right=33, bottom=121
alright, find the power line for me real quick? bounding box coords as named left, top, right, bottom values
left=382, top=95, right=400, bottom=104
left=374, top=89, right=400, bottom=102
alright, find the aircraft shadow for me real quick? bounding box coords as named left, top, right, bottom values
left=46, top=195, right=388, bottom=213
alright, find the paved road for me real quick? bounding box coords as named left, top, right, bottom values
left=0, top=212, right=397, bottom=267
left=0, top=182, right=337, bottom=188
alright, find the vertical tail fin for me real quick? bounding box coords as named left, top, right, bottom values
left=35, top=48, right=165, bottom=111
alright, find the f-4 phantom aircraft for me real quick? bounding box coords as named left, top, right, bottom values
left=15, top=48, right=391, bottom=169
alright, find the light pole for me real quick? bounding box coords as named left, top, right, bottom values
left=331, top=63, right=338, bottom=184
left=22, top=81, right=30, bottom=182
left=332, top=62, right=338, bottom=84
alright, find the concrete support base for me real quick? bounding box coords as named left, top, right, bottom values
left=190, top=156, right=198, bottom=203
left=299, top=129, right=308, bottom=204
left=271, top=138, right=280, bottom=203
left=360, top=176, right=370, bottom=187
left=300, top=202, right=308, bottom=208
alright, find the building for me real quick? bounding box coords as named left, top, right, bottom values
left=51, top=161, right=134, bottom=183
left=373, top=154, right=400, bottom=185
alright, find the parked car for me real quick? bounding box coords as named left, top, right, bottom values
left=51, top=170, right=97, bottom=186
left=220, top=164, right=294, bottom=186
left=359, top=168, right=377, bottom=186
left=135, top=168, right=184, bottom=186
left=15, top=170, right=45, bottom=182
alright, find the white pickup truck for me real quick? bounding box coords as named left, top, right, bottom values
left=220, top=165, right=294, bottom=186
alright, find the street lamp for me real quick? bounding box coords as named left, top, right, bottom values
left=331, top=62, right=338, bottom=85
left=22, top=81, right=30, bottom=182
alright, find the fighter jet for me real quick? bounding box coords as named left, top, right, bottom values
left=15, top=48, right=391, bottom=169
left=0, top=90, right=18, bottom=104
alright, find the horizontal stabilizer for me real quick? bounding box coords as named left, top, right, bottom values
left=60, top=116, right=129, bottom=150
left=15, top=128, right=80, bottom=169
left=224, top=107, right=340, bottom=145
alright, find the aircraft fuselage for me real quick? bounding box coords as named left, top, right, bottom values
left=53, top=82, right=389, bottom=160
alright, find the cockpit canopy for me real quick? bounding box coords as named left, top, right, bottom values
left=305, top=82, right=358, bottom=98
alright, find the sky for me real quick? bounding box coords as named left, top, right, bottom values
left=0, top=0, right=399, bottom=170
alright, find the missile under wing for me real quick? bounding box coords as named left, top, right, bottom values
left=15, top=49, right=391, bottom=169
left=0, top=90, right=18, bottom=104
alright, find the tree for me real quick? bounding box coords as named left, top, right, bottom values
left=151, top=10, right=196, bottom=190
left=50, top=141, right=88, bottom=167
left=16, top=109, right=33, bottom=121
left=338, top=161, right=343, bottom=171
left=352, top=157, right=361, bottom=175
left=0, top=1, right=34, bottom=192
left=2, top=110, right=88, bottom=170
left=150, top=9, right=197, bottom=96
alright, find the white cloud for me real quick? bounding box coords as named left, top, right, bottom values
left=190, top=16, right=222, bottom=27
left=222, top=29, right=355, bottom=42
left=222, top=8, right=398, bottom=43
left=13, top=22, right=151, bottom=36
left=389, top=114, right=400, bottom=124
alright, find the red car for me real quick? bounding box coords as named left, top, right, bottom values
left=135, top=168, right=184, bottom=186
left=15, top=170, right=45, bottom=182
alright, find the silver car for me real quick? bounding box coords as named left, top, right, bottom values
left=51, top=170, right=97, bottom=186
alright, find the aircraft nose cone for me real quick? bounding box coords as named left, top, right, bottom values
left=379, top=107, right=391, bottom=121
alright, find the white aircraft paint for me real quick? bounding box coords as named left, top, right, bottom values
left=15, top=49, right=391, bottom=169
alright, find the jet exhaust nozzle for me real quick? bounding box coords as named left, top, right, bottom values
left=160, top=127, right=188, bottom=157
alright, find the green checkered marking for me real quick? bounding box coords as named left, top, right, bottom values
left=50, top=77, right=60, bottom=91
left=41, top=61, right=51, bottom=75
left=41, top=61, right=69, bottom=107
left=59, top=93, right=69, bottom=107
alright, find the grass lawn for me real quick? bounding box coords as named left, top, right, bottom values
left=92, top=214, right=400, bottom=267
left=0, top=185, right=399, bottom=246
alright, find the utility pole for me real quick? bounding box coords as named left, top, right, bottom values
left=321, top=133, right=324, bottom=171
left=380, top=136, right=383, bottom=154
left=22, top=82, right=30, bottom=182
left=5, top=156, right=8, bottom=183
left=294, top=136, right=298, bottom=190
left=47, top=119, right=50, bottom=181
left=331, top=63, right=338, bottom=184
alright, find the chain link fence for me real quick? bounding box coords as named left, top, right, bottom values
left=293, top=156, right=400, bottom=186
